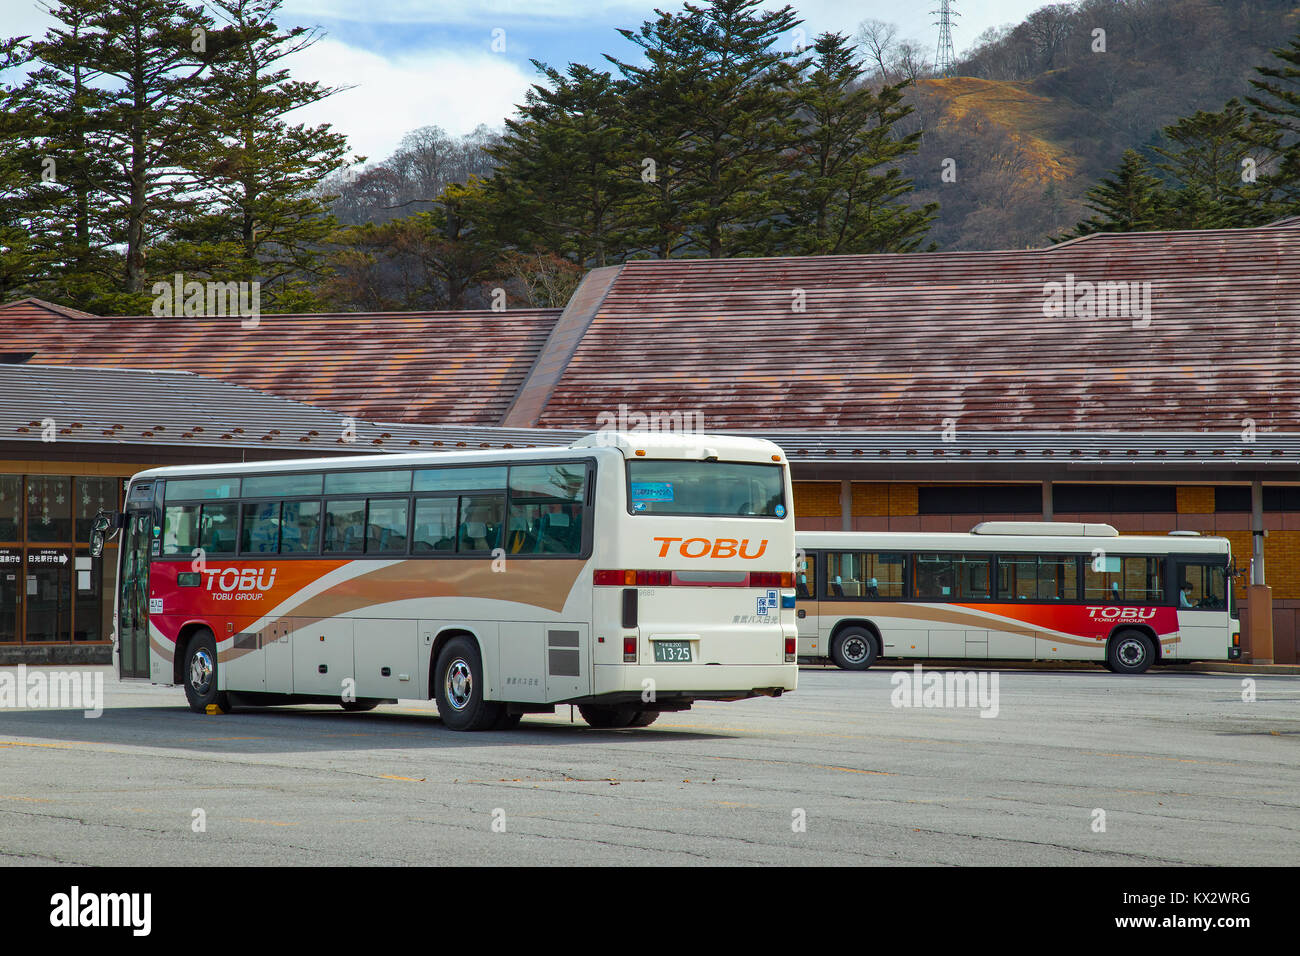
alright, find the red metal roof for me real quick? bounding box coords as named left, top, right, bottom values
left=532, top=224, right=1300, bottom=432
left=0, top=305, right=561, bottom=425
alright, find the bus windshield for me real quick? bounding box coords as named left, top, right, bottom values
left=627, top=460, right=786, bottom=517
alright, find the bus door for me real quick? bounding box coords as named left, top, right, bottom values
left=117, top=501, right=156, bottom=680
left=795, top=549, right=819, bottom=657
left=1173, top=558, right=1230, bottom=660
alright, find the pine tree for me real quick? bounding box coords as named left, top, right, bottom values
left=610, top=0, right=806, bottom=258
left=476, top=61, right=636, bottom=268
left=169, top=0, right=351, bottom=309
left=1151, top=101, right=1265, bottom=229
left=1244, top=32, right=1300, bottom=217
left=69, top=0, right=213, bottom=306
left=7, top=3, right=121, bottom=305
left=0, top=36, right=46, bottom=300
left=1058, top=149, right=1167, bottom=239
left=779, top=32, right=934, bottom=254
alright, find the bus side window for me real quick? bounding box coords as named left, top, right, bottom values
left=797, top=552, right=815, bottom=598
left=323, top=500, right=365, bottom=553
left=199, top=502, right=238, bottom=554
left=1176, top=561, right=1226, bottom=609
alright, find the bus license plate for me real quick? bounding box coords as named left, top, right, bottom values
left=654, top=641, right=692, bottom=662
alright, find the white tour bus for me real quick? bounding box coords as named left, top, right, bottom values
left=795, top=523, right=1240, bottom=673
left=95, top=431, right=799, bottom=730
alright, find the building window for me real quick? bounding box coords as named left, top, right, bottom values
left=0, top=475, right=20, bottom=540
left=27, top=475, right=72, bottom=542
left=1053, top=484, right=1176, bottom=513
left=75, top=477, right=119, bottom=542
left=918, top=485, right=1040, bottom=515
left=1214, top=486, right=1300, bottom=512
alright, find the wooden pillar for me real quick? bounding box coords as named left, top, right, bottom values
left=1248, top=479, right=1273, bottom=664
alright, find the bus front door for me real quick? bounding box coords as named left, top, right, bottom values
left=117, top=510, right=153, bottom=680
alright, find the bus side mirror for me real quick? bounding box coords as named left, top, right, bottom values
left=89, top=510, right=119, bottom=558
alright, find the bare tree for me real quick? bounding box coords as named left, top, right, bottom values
left=855, top=19, right=898, bottom=81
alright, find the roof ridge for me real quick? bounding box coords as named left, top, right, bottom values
left=0, top=297, right=99, bottom=319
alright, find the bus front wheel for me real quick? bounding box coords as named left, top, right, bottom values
left=183, top=629, right=231, bottom=714
left=434, top=636, right=504, bottom=731
left=831, top=627, right=879, bottom=670
left=1107, top=630, right=1155, bottom=674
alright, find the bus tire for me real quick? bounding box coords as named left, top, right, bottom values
left=434, top=636, right=503, bottom=731
left=341, top=699, right=381, bottom=712
left=578, top=705, right=639, bottom=729
left=1107, top=630, right=1155, bottom=674
left=627, top=710, right=660, bottom=727
left=183, top=629, right=230, bottom=714
left=493, top=710, right=523, bottom=730
left=831, top=627, right=879, bottom=670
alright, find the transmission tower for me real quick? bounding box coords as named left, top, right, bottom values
left=933, top=0, right=959, bottom=77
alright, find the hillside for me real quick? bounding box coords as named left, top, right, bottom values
left=895, top=0, right=1300, bottom=250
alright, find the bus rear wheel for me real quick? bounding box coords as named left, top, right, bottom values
left=578, top=705, right=641, bottom=729
left=434, top=636, right=504, bottom=731
left=183, top=629, right=231, bottom=714
left=831, top=627, right=879, bottom=670
left=1107, top=630, right=1155, bottom=674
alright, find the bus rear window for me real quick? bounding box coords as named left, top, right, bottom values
left=627, top=461, right=786, bottom=517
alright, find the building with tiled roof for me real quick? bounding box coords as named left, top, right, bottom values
left=2, top=219, right=1299, bottom=663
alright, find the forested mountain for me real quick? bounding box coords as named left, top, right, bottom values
left=895, top=0, right=1300, bottom=248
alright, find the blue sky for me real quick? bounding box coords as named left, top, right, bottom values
left=4, top=0, right=1062, bottom=164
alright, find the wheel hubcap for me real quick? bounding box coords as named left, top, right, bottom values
left=844, top=637, right=868, bottom=663
left=1119, top=640, right=1145, bottom=666
left=445, top=659, right=473, bottom=710
left=189, top=648, right=213, bottom=695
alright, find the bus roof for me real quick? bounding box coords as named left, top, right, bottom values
left=127, top=431, right=786, bottom=482
left=797, top=529, right=1230, bottom=555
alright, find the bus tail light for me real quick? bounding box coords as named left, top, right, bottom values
left=594, top=569, right=635, bottom=586
left=622, top=588, right=637, bottom=628
left=785, top=637, right=796, bottom=662
left=623, top=636, right=637, bottom=662
left=750, top=572, right=793, bottom=588
left=595, top=570, right=671, bottom=586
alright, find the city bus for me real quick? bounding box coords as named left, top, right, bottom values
left=91, top=431, right=798, bottom=730
left=795, top=523, right=1240, bottom=673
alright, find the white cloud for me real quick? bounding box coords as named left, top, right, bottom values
left=282, top=0, right=647, bottom=27
left=288, top=38, right=535, bottom=162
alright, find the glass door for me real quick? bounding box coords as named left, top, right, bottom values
left=0, top=551, right=18, bottom=643
left=117, top=510, right=153, bottom=679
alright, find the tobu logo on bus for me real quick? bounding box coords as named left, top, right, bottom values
left=202, top=567, right=277, bottom=595
left=652, top=537, right=768, bottom=559
left=1085, top=606, right=1157, bottom=621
